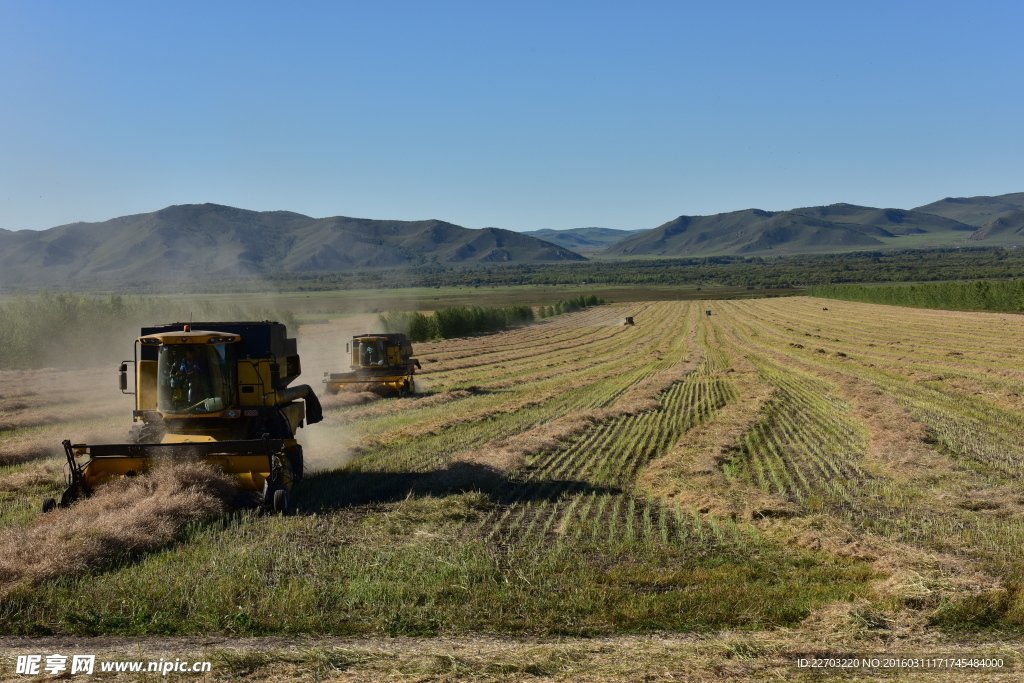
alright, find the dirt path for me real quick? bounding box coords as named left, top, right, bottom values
left=1, top=632, right=1022, bottom=681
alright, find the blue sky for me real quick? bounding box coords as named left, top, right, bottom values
left=1, top=0, right=1021, bottom=232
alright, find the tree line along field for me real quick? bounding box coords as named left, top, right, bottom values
left=234, top=246, right=1024, bottom=291
left=13, top=245, right=1022, bottom=297
left=2, top=297, right=1024, bottom=679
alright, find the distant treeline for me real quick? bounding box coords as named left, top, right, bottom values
left=811, top=280, right=1024, bottom=312
left=379, top=295, right=605, bottom=342
left=379, top=306, right=534, bottom=342
left=537, top=294, right=605, bottom=318
left=11, top=247, right=1024, bottom=296
left=0, top=292, right=297, bottom=370
left=247, top=247, right=1024, bottom=291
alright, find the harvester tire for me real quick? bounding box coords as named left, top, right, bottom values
left=41, top=498, right=56, bottom=513
left=273, top=488, right=290, bottom=515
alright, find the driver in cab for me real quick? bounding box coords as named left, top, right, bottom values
left=174, top=348, right=206, bottom=404
left=362, top=343, right=385, bottom=366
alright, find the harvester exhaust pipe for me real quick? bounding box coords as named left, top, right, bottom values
left=279, top=384, right=323, bottom=424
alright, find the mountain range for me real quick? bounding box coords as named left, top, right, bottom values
left=604, top=192, right=1024, bottom=257
left=2, top=192, right=1023, bottom=288
left=0, top=204, right=583, bottom=287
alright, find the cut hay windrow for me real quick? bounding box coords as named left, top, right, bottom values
left=398, top=307, right=701, bottom=474
left=329, top=304, right=691, bottom=465
left=0, top=461, right=61, bottom=493
left=0, top=462, right=235, bottom=595
left=471, top=316, right=743, bottom=544
left=707, top=299, right=1024, bottom=585
left=416, top=324, right=621, bottom=373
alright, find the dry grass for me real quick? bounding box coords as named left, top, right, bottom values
left=0, top=423, right=130, bottom=467
left=333, top=390, right=477, bottom=424
left=0, top=462, right=235, bottom=595
left=0, top=367, right=130, bottom=467
left=697, top=299, right=1024, bottom=630
left=2, top=632, right=1020, bottom=682
left=0, top=406, right=125, bottom=433
left=0, top=443, right=54, bottom=467
left=0, top=460, right=61, bottom=493
left=641, top=370, right=784, bottom=520
left=0, top=367, right=124, bottom=401
left=439, top=328, right=703, bottom=477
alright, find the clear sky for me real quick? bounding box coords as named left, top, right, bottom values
left=1, top=0, right=1022, bottom=233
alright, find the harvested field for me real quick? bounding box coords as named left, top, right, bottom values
left=2, top=297, right=1024, bottom=680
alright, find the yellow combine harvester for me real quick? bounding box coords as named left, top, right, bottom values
left=47, top=321, right=322, bottom=514
left=323, top=333, right=421, bottom=397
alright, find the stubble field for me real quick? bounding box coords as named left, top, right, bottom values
left=2, top=297, right=1024, bottom=681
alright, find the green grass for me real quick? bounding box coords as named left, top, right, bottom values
left=0, top=493, right=871, bottom=636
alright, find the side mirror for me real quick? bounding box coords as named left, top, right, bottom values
left=119, top=363, right=128, bottom=392
left=269, top=362, right=280, bottom=389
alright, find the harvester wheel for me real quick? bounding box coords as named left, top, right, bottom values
left=41, top=498, right=56, bottom=513
left=273, top=488, right=290, bottom=515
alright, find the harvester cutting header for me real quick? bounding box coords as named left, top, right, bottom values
left=49, top=321, right=322, bottom=514
left=324, top=333, right=421, bottom=396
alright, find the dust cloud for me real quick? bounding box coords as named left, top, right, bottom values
left=293, top=314, right=384, bottom=474
left=0, top=367, right=134, bottom=466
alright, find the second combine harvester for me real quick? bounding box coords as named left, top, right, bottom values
left=323, top=333, right=420, bottom=397
left=49, top=321, right=322, bottom=514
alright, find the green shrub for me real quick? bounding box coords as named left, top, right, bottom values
left=379, top=305, right=535, bottom=342
left=811, top=280, right=1024, bottom=312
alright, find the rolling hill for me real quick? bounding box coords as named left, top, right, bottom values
left=0, top=204, right=585, bottom=287
left=969, top=210, right=1024, bottom=242
left=602, top=203, right=977, bottom=257
left=913, top=192, right=1024, bottom=226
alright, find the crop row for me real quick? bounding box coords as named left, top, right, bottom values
left=474, top=318, right=740, bottom=550
left=711, top=298, right=1024, bottom=573
left=721, top=301, right=1024, bottom=482
left=301, top=304, right=697, bottom=509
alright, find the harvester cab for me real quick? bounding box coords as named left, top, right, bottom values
left=49, top=321, right=323, bottom=514
left=324, top=333, right=421, bottom=396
